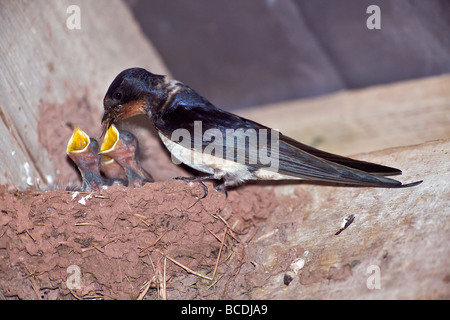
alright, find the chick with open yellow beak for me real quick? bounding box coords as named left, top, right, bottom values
left=100, top=124, right=154, bottom=188
left=67, top=125, right=123, bottom=191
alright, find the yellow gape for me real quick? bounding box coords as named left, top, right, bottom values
left=100, top=124, right=120, bottom=155
left=66, top=125, right=90, bottom=154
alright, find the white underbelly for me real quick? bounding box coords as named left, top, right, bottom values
left=159, top=132, right=303, bottom=182
left=252, top=168, right=303, bottom=181
left=159, top=133, right=254, bottom=180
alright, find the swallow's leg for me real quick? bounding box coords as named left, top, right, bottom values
left=173, top=175, right=216, bottom=199
left=213, top=174, right=245, bottom=199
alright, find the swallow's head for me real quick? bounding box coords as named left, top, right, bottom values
left=102, top=68, right=165, bottom=131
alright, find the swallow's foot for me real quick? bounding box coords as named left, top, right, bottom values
left=196, top=180, right=209, bottom=199
left=214, top=184, right=228, bottom=199
left=173, top=175, right=215, bottom=199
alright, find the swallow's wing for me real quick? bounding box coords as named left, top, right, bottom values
left=254, top=131, right=420, bottom=187
left=267, top=138, right=420, bottom=187
left=277, top=134, right=401, bottom=175
left=155, top=91, right=420, bottom=187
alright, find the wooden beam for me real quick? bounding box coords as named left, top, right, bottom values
left=238, top=75, right=450, bottom=156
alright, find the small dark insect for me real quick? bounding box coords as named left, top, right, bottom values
left=283, top=256, right=307, bottom=286
left=335, top=214, right=355, bottom=235
left=283, top=271, right=295, bottom=286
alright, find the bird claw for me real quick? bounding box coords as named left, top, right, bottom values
left=214, top=184, right=228, bottom=199
left=173, top=176, right=212, bottom=199
left=197, top=181, right=209, bottom=199
left=172, top=175, right=229, bottom=199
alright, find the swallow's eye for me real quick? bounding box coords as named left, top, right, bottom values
left=113, top=92, right=122, bottom=100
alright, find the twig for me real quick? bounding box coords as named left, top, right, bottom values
left=212, top=213, right=243, bottom=240
left=25, top=230, right=36, bottom=242
left=81, top=238, right=115, bottom=253
left=205, top=228, right=229, bottom=249
left=161, top=256, right=167, bottom=300
left=125, top=275, right=135, bottom=299
left=35, top=223, right=52, bottom=227
left=186, top=197, right=201, bottom=209
left=69, top=288, right=82, bottom=300
left=211, top=229, right=227, bottom=280
left=81, top=294, right=104, bottom=300
left=93, top=194, right=108, bottom=199
left=161, top=251, right=212, bottom=281
left=207, top=274, right=224, bottom=290
left=138, top=230, right=167, bottom=252
left=222, top=244, right=245, bottom=298
left=81, top=245, right=104, bottom=253
left=133, top=213, right=151, bottom=227
left=148, top=254, right=160, bottom=298
left=24, top=264, right=41, bottom=300
left=74, top=222, right=101, bottom=227
left=137, top=280, right=151, bottom=300
left=100, top=238, right=116, bottom=248
left=245, top=226, right=259, bottom=244
left=137, top=254, right=161, bottom=300
left=159, top=227, right=228, bottom=282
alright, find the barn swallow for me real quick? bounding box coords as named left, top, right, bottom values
left=66, top=125, right=122, bottom=192
left=99, top=124, right=154, bottom=187
left=101, top=68, right=422, bottom=195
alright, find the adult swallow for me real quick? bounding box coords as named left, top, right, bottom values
left=66, top=125, right=122, bottom=192
left=99, top=124, right=154, bottom=188
left=101, top=68, right=422, bottom=195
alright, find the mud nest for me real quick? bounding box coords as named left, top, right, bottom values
left=0, top=180, right=285, bottom=300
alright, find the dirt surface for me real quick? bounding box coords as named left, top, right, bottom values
left=0, top=180, right=291, bottom=300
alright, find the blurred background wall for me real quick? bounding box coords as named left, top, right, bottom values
left=126, top=0, right=450, bottom=110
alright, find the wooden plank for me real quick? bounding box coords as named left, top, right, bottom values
left=250, top=139, right=450, bottom=299
left=238, top=75, right=450, bottom=156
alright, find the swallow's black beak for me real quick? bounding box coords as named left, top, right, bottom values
left=101, top=108, right=114, bottom=126
left=101, top=110, right=109, bottom=126
left=101, top=99, right=121, bottom=135
left=101, top=110, right=113, bottom=136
